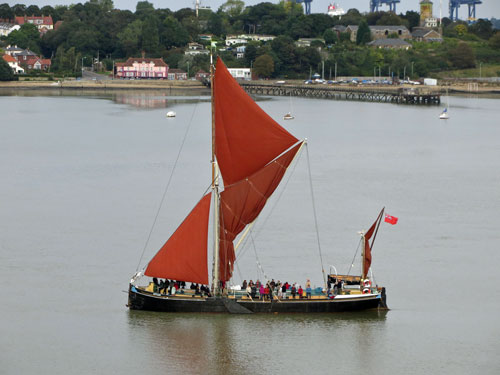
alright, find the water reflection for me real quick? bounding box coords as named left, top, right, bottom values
left=127, top=310, right=386, bottom=374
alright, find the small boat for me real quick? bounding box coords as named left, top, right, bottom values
left=166, top=111, right=176, bottom=117
left=283, top=93, right=294, bottom=120
left=127, top=57, right=389, bottom=314
left=439, top=108, right=449, bottom=119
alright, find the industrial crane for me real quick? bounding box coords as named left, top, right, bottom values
left=449, top=0, right=482, bottom=22
left=294, top=0, right=313, bottom=15
left=370, top=0, right=401, bottom=13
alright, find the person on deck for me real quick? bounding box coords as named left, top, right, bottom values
left=242, top=280, right=247, bottom=289
left=298, top=286, right=303, bottom=299
left=259, top=284, right=265, bottom=300
left=281, top=283, right=287, bottom=299
left=251, top=284, right=257, bottom=299
left=306, top=286, right=312, bottom=299
left=291, top=284, right=297, bottom=299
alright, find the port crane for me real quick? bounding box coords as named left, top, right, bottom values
left=369, top=0, right=400, bottom=13
left=294, top=0, right=313, bottom=15
left=449, top=0, right=482, bottom=22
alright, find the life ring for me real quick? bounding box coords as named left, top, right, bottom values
left=362, top=288, right=371, bottom=294
left=363, top=280, right=372, bottom=288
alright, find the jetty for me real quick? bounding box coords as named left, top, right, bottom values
left=240, top=82, right=441, bottom=105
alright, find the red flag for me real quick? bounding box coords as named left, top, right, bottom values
left=384, top=214, right=398, bottom=225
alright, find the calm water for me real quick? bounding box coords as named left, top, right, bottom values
left=1, top=90, right=499, bottom=374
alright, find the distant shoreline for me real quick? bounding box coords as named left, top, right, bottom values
left=1, top=79, right=499, bottom=96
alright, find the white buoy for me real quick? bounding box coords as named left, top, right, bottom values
left=166, top=111, right=176, bottom=118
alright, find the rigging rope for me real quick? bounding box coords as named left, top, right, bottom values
left=305, top=143, right=327, bottom=288
left=347, top=238, right=362, bottom=276
left=135, top=99, right=200, bottom=272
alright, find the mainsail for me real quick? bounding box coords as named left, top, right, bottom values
left=145, top=193, right=212, bottom=285
left=214, top=58, right=302, bottom=281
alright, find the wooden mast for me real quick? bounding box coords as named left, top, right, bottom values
left=210, top=49, right=221, bottom=296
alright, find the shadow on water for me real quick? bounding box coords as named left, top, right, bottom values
left=126, top=310, right=387, bottom=374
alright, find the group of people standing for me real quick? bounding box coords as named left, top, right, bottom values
left=240, top=279, right=314, bottom=300
left=151, top=278, right=211, bottom=296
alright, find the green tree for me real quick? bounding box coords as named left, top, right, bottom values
left=489, top=32, right=500, bottom=50
left=468, top=19, right=493, bottom=40
left=356, top=20, right=371, bottom=45
left=323, top=29, right=338, bottom=45
left=141, top=15, right=159, bottom=54
left=0, top=4, right=14, bottom=20
left=403, top=11, right=420, bottom=31
left=0, top=57, right=15, bottom=81
left=25, top=5, right=41, bottom=16
left=448, top=41, right=476, bottom=69
left=253, top=54, right=274, bottom=78
left=162, top=16, right=190, bottom=48
left=220, top=0, right=245, bottom=18
left=118, top=19, right=143, bottom=56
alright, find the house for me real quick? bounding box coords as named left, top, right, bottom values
left=295, top=38, right=325, bottom=47
left=225, top=35, right=248, bottom=46
left=168, top=69, right=187, bottom=80
left=22, top=56, right=42, bottom=70
left=2, top=54, right=24, bottom=74
left=235, top=45, right=246, bottom=59
left=0, top=23, right=20, bottom=37
left=195, top=69, right=209, bottom=81
left=14, top=49, right=38, bottom=62
left=332, top=25, right=347, bottom=38
left=241, top=34, right=275, bottom=42
left=368, top=38, right=412, bottom=50
left=347, top=25, right=410, bottom=42
left=3, top=45, right=24, bottom=56
left=184, top=42, right=209, bottom=56
left=198, top=34, right=213, bottom=41
left=15, top=15, right=54, bottom=34
left=412, top=28, right=443, bottom=42
left=227, top=68, right=251, bottom=81
left=115, top=57, right=168, bottom=79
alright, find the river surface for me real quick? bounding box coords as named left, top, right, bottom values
left=1, top=90, right=499, bottom=374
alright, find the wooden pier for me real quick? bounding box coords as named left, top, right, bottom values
left=239, top=83, right=441, bottom=105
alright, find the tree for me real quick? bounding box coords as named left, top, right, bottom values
left=403, top=11, right=420, bottom=31
left=448, top=41, right=476, bottom=69
left=356, top=20, right=371, bottom=45
left=118, top=19, right=143, bottom=56
left=0, top=57, right=15, bottom=81
left=141, top=15, right=159, bottom=54
left=25, top=5, right=41, bottom=16
left=489, top=32, right=500, bottom=50
left=253, top=54, right=274, bottom=78
left=323, top=29, right=338, bottom=45
left=468, top=19, right=493, bottom=40
left=220, top=0, right=245, bottom=18
left=0, top=4, right=14, bottom=20
left=162, top=16, right=190, bottom=48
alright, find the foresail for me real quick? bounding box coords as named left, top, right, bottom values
left=218, top=143, right=303, bottom=281
left=214, top=57, right=299, bottom=186
left=145, top=193, right=211, bottom=285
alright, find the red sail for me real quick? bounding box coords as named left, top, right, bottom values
left=363, top=209, right=384, bottom=278
left=214, top=57, right=299, bottom=186
left=145, top=193, right=211, bottom=285
left=218, top=143, right=302, bottom=281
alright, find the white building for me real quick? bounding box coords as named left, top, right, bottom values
left=185, top=42, right=210, bottom=56
left=226, top=36, right=248, bottom=46
left=227, top=68, right=251, bottom=80
left=0, top=23, right=20, bottom=37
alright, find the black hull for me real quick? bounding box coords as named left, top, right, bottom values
left=128, top=285, right=387, bottom=313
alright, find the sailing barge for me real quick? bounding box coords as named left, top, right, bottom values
left=128, top=58, right=388, bottom=314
